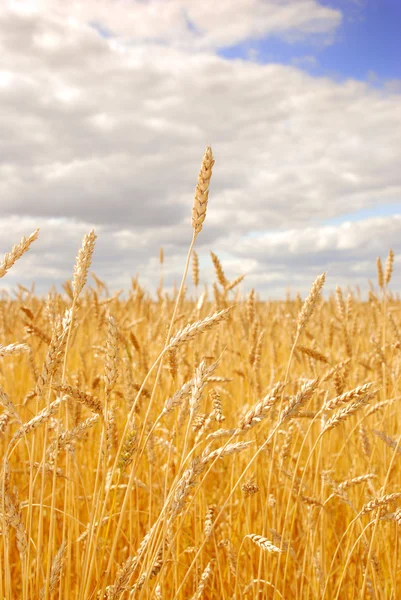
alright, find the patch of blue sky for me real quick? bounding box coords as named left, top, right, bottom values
left=181, top=8, right=200, bottom=35
left=322, top=203, right=401, bottom=226
left=239, top=204, right=401, bottom=234
left=89, top=21, right=113, bottom=39
left=217, top=0, right=401, bottom=84
left=318, top=0, right=401, bottom=82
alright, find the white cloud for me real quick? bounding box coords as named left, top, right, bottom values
left=219, top=215, right=401, bottom=296
left=292, top=55, right=318, bottom=68
left=0, top=4, right=400, bottom=298
left=1, top=213, right=400, bottom=299
left=7, top=0, right=342, bottom=49
left=231, top=216, right=401, bottom=259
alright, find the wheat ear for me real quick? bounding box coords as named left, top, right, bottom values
left=190, top=560, right=214, bottom=600
left=284, top=273, right=326, bottom=387
left=0, top=228, right=39, bottom=279
left=72, top=229, right=97, bottom=301
left=376, top=257, right=384, bottom=289
left=40, top=542, right=66, bottom=598
left=192, top=146, right=214, bottom=237
left=385, top=248, right=394, bottom=285
left=210, top=251, right=228, bottom=287
left=360, top=493, right=401, bottom=517
left=246, top=534, right=283, bottom=553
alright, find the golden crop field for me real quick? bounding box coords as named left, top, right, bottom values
left=0, top=148, right=400, bottom=600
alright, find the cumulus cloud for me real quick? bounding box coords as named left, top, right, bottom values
left=1, top=213, right=399, bottom=299
left=0, top=3, right=400, bottom=297
left=7, top=0, right=342, bottom=49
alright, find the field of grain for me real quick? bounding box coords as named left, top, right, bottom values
left=0, top=148, right=400, bottom=599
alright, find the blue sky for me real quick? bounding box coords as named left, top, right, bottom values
left=216, top=0, right=401, bottom=232
left=219, top=0, right=401, bottom=84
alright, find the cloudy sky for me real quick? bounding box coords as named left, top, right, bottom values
left=1, top=0, right=400, bottom=298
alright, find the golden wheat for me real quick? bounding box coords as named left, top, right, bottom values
left=0, top=157, right=400, bottom=600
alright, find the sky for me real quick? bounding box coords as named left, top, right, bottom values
left=0, top=0, right=400, bottom=299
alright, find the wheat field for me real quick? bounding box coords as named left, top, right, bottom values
left=0, top=148, right=400, bottom=599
